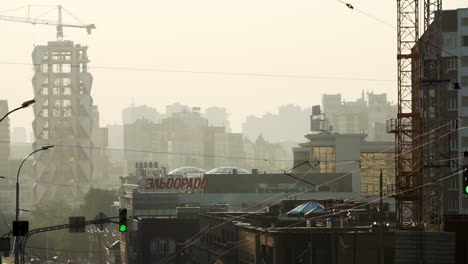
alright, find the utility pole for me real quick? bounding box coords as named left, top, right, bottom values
left=379, top=169, right=385, bottom=264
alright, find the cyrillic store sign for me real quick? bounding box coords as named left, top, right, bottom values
left=143, top=177, right=208, bottom=190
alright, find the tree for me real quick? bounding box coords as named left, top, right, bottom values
left=79, top=188, right=118, bottom=219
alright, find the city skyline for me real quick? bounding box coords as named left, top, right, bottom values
left=1, top=0, right=464, bottom=135
left=4, top=95, right=395, bottom=145
left=1, top=1, right=468, bottom=263
left=0, top=0, right=402, bottom=135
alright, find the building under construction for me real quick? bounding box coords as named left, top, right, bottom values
left=413, top=8, right=468, bottom=223
left=31, top=41, right=94, bottom=205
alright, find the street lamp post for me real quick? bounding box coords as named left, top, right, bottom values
left=0, top=99, right=35, bottom=124
left=14, top=145, right=53, bottom=264
left=15, top=145, right=54, bottom=221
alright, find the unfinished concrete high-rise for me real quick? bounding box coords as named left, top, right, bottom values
left=32, top=41, right=93, bottom=205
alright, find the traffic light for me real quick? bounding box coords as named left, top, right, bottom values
left=119, top=208, right=127, bottom=232
left=463, top=168, right=468, bottom=195
left=12, top=221, right=28, bottom=236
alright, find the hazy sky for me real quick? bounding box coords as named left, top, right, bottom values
left=1, top=0, right=467, bottom=137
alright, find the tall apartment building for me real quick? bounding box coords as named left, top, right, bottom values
left=0, top=101, right=35, bottom=212
left=322, top=92, right=396, bottom=141
left=242, top=104, right=312, bottom=142
left=413, top=9, right=468, bottom=215
left=122, top=104, right=163, bottom=124
left=91, top=105, right=110, bottom=183
left=0, top=100, right=11, bottom=212
left=123, top=107, right=250, bottom=172
left=31, top=41, right=94, bottom=205
left=107, top=124, right=124, bottom=162
left=10, top=127, right=31, bottom=159
left=0, top=100, right=9, bottom=177
left=164, top=109, right=210, bottom=169
left=205, top=107, right=231, bottom=132
left=123, top=119, right=168, bottom=174
left=212, top=131, right=243, bottom=167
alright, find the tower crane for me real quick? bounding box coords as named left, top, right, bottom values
left=0, top=5, right=95, bottom=40
left=395, top=0, right=443, bottom=230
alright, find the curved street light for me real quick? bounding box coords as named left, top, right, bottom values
left=15, top=145, right=54, bottom=221
left=0, top=99, right=35, bottom=123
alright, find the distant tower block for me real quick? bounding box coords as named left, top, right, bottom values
left=32, top=41, right=93, bottom=205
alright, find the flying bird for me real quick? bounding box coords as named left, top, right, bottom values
left=346, top=3, right=354, bottom=9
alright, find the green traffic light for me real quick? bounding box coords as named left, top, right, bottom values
left=465, top=186, right=468, bottom=194
left=119, top=225, right=127, bottom=232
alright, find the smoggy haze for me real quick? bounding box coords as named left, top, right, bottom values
left=0, top=0, right=465, bottom=135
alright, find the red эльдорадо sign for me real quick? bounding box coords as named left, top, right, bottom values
left=144, top=177, right=208, bottom=189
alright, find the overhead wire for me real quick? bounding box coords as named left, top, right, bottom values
left=158, top=164, right=318, bottom=264
left=0, top=5, right=28, bottom=14
left=60, top=7, right=85, bottom=25
left=205, top=168, right=466, bottom=262
left=1, top=139, right=293, bottom=162
left=334, top=0, right=395, bottom=29
left=335, top=0, right=468, bottom=73
left=26, top=245, right=112, bottom=255
left=0, top=61, right=395, bottom=83
left=1, top=1, right=462, bottom=260
left=33, top=7, right=57, bottom=20
left=1, top=1, right=462, bottom=254
left=160, top=120, right=460, bottom=263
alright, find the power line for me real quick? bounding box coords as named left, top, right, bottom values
left=334, top=0, right=395, bottom=29
left=160, top=121, right=461, bottom=263
left=1, top=140, right=293, bottom=162
left=335, top=0, right=468, bottom=70
left=203, top=168, right=466, bottom=262
left=0, top=61, right=396, bottom=83
left=27, top=245, right=110, bottom=255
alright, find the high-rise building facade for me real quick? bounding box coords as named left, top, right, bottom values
left=31, top=41, right=93, bottom=205
left=413, top=8, right=468, bottom=215
left=322, top=92, right=396, bottom=141
left=242, top=104, right=312, bottom=142
left=205, top=107, right=231, bottom=132
left=0, top=100, right=10, bottom=178
left=122, top=104, right=162, bottom=124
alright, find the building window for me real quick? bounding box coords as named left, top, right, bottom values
left=462, top=136, right=468, bottom=148
left=463, top=36, right=468, bottom=46
left=463, top=57, right=468, bottom=67
left=448, top=199, right=459, bottom=212
left=448, top=98, right=458, bottom=110
left=41, top=107, right=48, bottom=117
left=360, top=152, right=395, bottom=197
left=311, top=147, right=335, bottom=173
left=463, top=18, right=468, bottom=26
left=463, top=96, right=468, bottom=107
left=449, top=119, right=458, bottom=130
left=451, top=160, right=459, bottom=171
left=448, top=58, right=457, bottom=70
left=444, top=33, right=457, bottom=49
left=462, top=117, right=468, bottom=127
left=447, top=177, right=459, bottom=190
left=450, top=137, right=458, bottom=151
